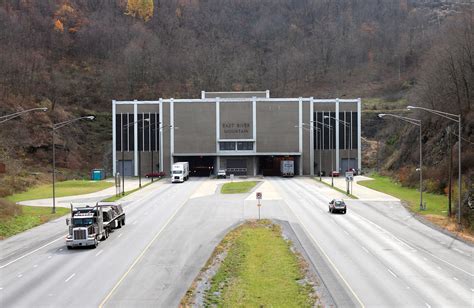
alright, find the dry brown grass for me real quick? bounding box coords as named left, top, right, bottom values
left=0, top=198, right=22, bottom=220
left=424, top=214, right=474, bottom=244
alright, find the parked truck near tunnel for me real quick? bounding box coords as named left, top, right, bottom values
left=280, top=160, right=295, bottom=177
left=66, top=202, right=125, bottom=249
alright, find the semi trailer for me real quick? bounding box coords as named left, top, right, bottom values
left=280, top=160, right=295, bottom=177
left=66, top=202, right=125, bottom=249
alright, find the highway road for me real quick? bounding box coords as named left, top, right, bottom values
left=0, top=177, right=472, bottom=307
left=270, top=177, right=474, bottom=308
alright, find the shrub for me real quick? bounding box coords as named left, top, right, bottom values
left=0, top=198, right=22, bottom=220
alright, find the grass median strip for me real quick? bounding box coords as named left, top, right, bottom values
left=315, top=178, right=358, bottom=199
left=0, top=199, right=69, bottom=239
left=6, top=180, right=114, bottom=203
left=182, top=220, right=315, bottom=307
left=221, top=181, right=258, bottom=194
left=102, top=181, right=155, bottom=202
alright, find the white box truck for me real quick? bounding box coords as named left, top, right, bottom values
left=172, top=162, right=189, bottom=183
left=280, top=160, right=294, bottom=177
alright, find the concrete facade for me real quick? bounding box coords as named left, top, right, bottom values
left=113, top=91, right=361, bottom=177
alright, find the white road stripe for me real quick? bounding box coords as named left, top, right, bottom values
left=118, top=234, right=123, bottom=238
left=0, top=235, right=65, bottom=269
left=453, top=277, right=458, bottom=281
left=0, top=287, right=3, bottom=290
left=95, top=250, right=103, bottom=257
left=343, top=230, right=350, bottom=235
left=425, top=303, right=431, bottom=308
left=387, top=269, right=398, bottom=278
left=65, top=273, right=76, bottom=282
left=17, top=274, right=23, bottom=278
left=47, top=256, right=52, bottom=259
left=33, top=264, right=38, bottom=268
left=361, top=246, right=369, bottom=253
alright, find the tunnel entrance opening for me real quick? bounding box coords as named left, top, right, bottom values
left=174, top=156, right=215, bottom=177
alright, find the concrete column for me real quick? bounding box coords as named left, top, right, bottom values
left=335, top=98, right=340, bottom=172
left=265, top=90, right=270, bottom=98
left=309, top=97, right=314, bottom=176
left=253, top=156, right=257, bottom=176
left=133, top=100, right=138, bottom=176
left=170, top=98, right=174, bottom=171
left=201, top=91, right=205, bottom=99
left=252, top=97, right=257, bottom=152
left=112, top=100, right=117, bottom=176
left=299, top=97, right=303, bottom=175
left=216, top=97, right=220, bottom=152
left=357, top=98, right=362, bottom=171
left=159, top=98, right=163, bottom=172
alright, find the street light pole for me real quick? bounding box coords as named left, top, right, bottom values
left=0, top=107, right=48, bottom=124
left=52, top=115, right=95, bottom=213
left=379, top=113, right=423, bottom=210
left=407, top=106, right=462, bottom=225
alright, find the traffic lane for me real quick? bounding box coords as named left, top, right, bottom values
left=284, top=178, right=473, bottom=307
left=348, top=199, right=473, bottom=273
left=0, top=179, right=204, bottom=307
left=273, top=178, right=422, bottom=307
left=103, top=190, right=249, bottom=307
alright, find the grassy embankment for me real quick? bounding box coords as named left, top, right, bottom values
left=184, top=220, right=314, bottom=307
left=221, top=181, right=258, bottom=194
left=6, top=180, right=114, bottom=203
left=1, top=180, right=113, bottom=239
left=358, top=174, right=448, bottom=216
left=0, top=199, right=69, bottom=239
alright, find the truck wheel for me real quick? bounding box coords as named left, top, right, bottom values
left=67, top=246, right=72, bottom=250
left=117, top=220, right=122, bottom=228
left=122, top=218, right=126, bottom=226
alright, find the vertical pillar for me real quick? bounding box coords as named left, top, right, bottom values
left=252, top=97, right=257, bottom=152
left=159, top=98, right=163, bottom=172
left=201, top=91, right=205, bottom=99
left=335, top=98, right=340, bottom=172
left=133, top=100, right=138, bottom=176
left=170, top=98, right=174, bottom=171
left=357, top=98, right=362, bottom=171
left=309, top=97, right=314, bottom=176
left=253, top=156, right=257, bottom=176
left=265, top=90, right=270, bottom=98
left=112, top=100, right=117, bottom=176
left=216, top=97, right=220, bottom=173
left=299, top=97, right=303, bottom=175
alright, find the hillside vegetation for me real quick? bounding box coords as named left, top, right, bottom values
left=0, top=0, right=472, bottom=224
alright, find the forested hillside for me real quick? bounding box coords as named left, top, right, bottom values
left=0, top=1, right=472, bottom=200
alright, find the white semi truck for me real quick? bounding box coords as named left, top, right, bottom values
left=280, top=160, right=295, bottom=177
left=172, top=162, right=189, bottom=183
left=66, top=202, right=125, bottom=249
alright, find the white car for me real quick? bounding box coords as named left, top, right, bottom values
left=217, top=169, right=226, bottom=179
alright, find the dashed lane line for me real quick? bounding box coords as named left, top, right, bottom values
left=387, top=269, right=398, bottom=278
left=65, top=273, right=76, bottom=282
left=0, top=235, right=65, bottom=269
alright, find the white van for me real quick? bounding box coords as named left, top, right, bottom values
left=171, top=162, right=189, bottom=183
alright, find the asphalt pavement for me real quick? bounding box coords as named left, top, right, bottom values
left=0, top=177, right=472, bottom=307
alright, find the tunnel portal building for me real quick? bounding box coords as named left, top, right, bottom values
left=112, top=91, right=361, bottom=177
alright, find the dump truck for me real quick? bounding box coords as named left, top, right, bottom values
left=280, top=160, right=295, bottom=177
left=66, top=202, right=125, bottom=249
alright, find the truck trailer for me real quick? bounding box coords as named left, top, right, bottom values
left=66, top=202, right=125, bottom=249
left=171, top=162, right=189, bottom=183
left=280, top=160, right=295, bottom=177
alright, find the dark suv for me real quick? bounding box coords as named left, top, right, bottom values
left=329, top=199, right=347, bottom=214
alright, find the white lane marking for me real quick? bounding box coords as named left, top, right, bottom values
left=352, top=211, right=474, bottom=277
left=280, top=200, right=365, bottom=307
left=65, top=273, right=76, bottom=282
left=0, top=235, right=65, bottom=269
left=423, top=257, right=427, bottom=261
left=100, top=192, right=192, bottom=308
left=406, top=286, right=411, bottom=289
left=33, top=264, right=38, bottom=268
left=59, top=248, right=63, bottom=251
left=361, top=246, right=369, bottom=253
left=387, top=269, right=398, bottom=278
left=47, top=256, right=52, bottom=259
left=343, top=230, right=350, bottom=236
left=452, top=247, right=466, bottom=255
left=453, top=277, right=458, bottom=281
left=425, top=303, right=431, bottom=308
left=437, top=266, right=441, bottom=270
left=118, top=234, right=123, bottom=238
left=0, top=287, right=3, bottom=290
left=471, top=288, right=474, bottom=292
left=95, top=250, right=103, bottom=257
left=17, top=274, right=23, bottom=278
left=132, top=220, right=137, bottom=225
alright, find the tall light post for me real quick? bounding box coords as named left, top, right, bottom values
left=121, top=118, right=150, bottom=193
left=407, top=106, right=462, bottom=225
left=299, top=124, right=322, bottom=180
left=324, top=116, right=351, bottom=173
left=311, top=120, right=335, bottom=186
left=148, top=123, right=175, bottom=182
left=0, top=107, right=48, bottom=124
left=379, top=113, right=424, bottom=210
left=52, top=115, right=95, bottom=213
